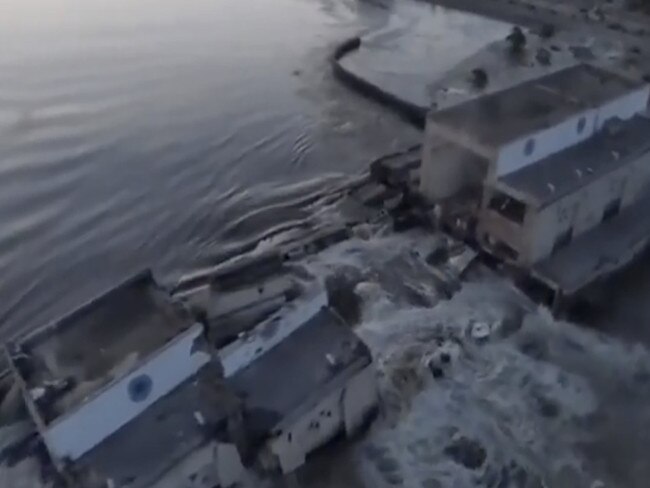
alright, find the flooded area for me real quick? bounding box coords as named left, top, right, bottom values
left=295, top=231, right=650, bottom=488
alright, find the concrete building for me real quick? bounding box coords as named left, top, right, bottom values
left=2, top=272, right=378, bottom=487
left=420, top=64, right=650, bottom=302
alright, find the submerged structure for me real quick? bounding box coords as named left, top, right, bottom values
left=420, top=63, right=650, bottom=306
left=1, top=271, right=378, bottom=487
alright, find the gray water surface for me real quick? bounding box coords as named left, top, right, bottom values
left=0, top=0, right=508, bottom=337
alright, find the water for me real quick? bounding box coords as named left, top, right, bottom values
left=0, top=0, right=517, bottom=338
left=0, top=0, right=375, bottom=337
left=295, top=231, right=650, bottom=488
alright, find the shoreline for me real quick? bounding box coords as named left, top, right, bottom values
left=330, top=36, right=427, bottom=128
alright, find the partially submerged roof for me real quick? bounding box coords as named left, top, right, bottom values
left=229, top=306, right=371, bottom=440
left=11, top=271, right=197, bottom=422
left=75, top=371, right=237, bottom=488
left=497, top=115, right=650, bottom=207
left=427, top=64, right=644, bottom=147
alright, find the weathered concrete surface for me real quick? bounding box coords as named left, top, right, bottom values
left=333, top=1, right=646, bottom=123
left=332, top=1, right=512, bottom=120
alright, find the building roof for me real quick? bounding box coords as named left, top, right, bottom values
left=228, top=306, right=371, bottom=441
left=533, top=192, right=650, bottom=294
left=498, top=115, right=650, bottom=207
left=12, top=271, right=197, bottom=423
left=76, top=371, right=237, bottom=488
left=427, top=64, right=644, bottom=148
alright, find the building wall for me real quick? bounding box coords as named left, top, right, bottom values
left=526, top=154, right=650, bottom=262
left=267, top=364, right=378, bottom=474
left=595, top=86, right=650, bottom=130
left=219, top=293, right=327, bottom=378
left=43, top=324, right=211, bottom=461
left=420, top=128, right=478, bottom=200
left=488, top=86, right=649, bottom=179
left=494, top=110, right=597, bottom=178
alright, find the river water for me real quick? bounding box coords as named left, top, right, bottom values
left=0, top=0, right=516, bottom=338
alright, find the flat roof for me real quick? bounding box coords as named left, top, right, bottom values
left=428, top=64, right=644, bottom=147
left=13, top=271, right=196, bottom=423
left=229, top=306, right=371, bottom=440
left=533, top=192, right=650, bottom=295
left=498, top=115, right=650, bottom=207
left=76, top=371, right=236, bottom=488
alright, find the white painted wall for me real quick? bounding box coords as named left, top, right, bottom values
left=267, top=364, right=377, bottom=474
left=342, top=365, right=378, bottom=436
left=43, top=324, right=211, bottom=461
left=595, top=86, right=650, bottom=130
left=525, top=158, right=650, bottom=262
left=492, top=87, right=648, bottom=179
left=269, top=386, right=343, bottom=473
left=219, top=292, right=327, bottom=378
left=494, top=110, right=597, bottom=178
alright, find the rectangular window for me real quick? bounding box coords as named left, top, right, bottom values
left=552, top=227, right=573, bottom=254
left=602, top=198, right=621, bottom=222
left=488, top=191, right=527, bottom=224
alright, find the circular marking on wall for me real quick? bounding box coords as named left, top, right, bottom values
left=128, top=374, right=153, bottom=402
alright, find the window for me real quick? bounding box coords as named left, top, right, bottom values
left=524, top=138, right=536, bottom=156
left=577, top=116, right=587, bottom=134
left=602, top=198, right=621, bottom=222
left=488, top=191, right=527, bottom=224
left=552, top=227, right=573, bottom=254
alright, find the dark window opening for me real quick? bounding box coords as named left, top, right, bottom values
left=602, top=198, right=621, bottom=222
left=524, top=138, right=536, bottom=156
left=552, top=227, right=573, bottom=254
left=491, top=239, right=520, bottom=261
left=488, top=191, right=527, bottom=224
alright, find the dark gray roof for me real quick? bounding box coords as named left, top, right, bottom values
left=14, top=271, right=196, bottom=422
left=498, top=115, right=650, bottom=207
left=77, top=371, right=237, bottom=488
left=428, top=64, right=644, bottom=147
left=229, top=307, right=371, bottom=439
left=533, top=192, right=650, bottom=294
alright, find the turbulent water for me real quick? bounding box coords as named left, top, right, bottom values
left=0, top=0, right=408, bottom=338
left=293, top=231, right=650, bottom=488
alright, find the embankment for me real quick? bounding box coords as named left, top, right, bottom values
left=330, top=36, right=427, bottom=128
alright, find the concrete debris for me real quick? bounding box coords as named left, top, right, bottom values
left=370, top=146, right=421, bottom=188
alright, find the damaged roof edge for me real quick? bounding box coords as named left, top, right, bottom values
left=16, top=270, right=156, bottom=350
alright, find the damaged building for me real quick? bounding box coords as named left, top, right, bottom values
left=2, top=271, right=378, bottom=487
left=420, top=63, right=650, bottom=306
